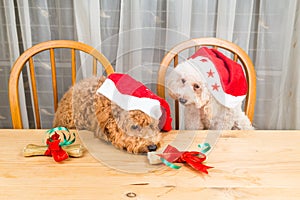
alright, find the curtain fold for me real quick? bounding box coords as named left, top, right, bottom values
left=116, top=0, right=160, bottom=80
left=254, top=0, right=298, bottom=129
left=275, top=0, right=299, bottom=129
left=216, top=0, right=236, bottom=41
left=16, top=0, right=34, bottom=128
left=17, top=0, right=53, bottom=128
left=3, top=0, right=29, bottom=128
left=74, top=0, right=102, bottom=78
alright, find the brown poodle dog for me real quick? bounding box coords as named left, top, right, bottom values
left=53, top=76, right=161, bottom=154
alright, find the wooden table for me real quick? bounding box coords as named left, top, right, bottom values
left=1, top=129, right=300, bottom=199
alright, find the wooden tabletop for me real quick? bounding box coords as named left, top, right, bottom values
left=0, top=129, right=300, bottom=199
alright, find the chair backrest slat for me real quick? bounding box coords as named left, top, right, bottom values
left=50, top=48, right=58, bottom=112
left=173, top=55, right=180, bottom=130
left=28, top=57, right=41, bottom=128
left=233, top=54, right=238, bottom=62
left=174, top=54, right=178, bottom=67
left=175, top=100, right=179, bottom=130
left=71, top=48, right=76, bottom=85
left=92, top=57, right=97, bottom=76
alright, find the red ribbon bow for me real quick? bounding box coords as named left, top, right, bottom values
left=44, top=132, right=69, bottom=162
left=158, top=145, right=213, bottom=174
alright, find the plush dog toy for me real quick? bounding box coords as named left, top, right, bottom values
left=53, top=73, right=172, bottom=154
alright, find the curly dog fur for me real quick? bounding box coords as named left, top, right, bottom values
left=167, top=64, right=254, bottom=130
left=53, top=76, right=161, bottom=154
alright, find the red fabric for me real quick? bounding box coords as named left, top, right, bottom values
left=108, top=73, right=172, bottom=131
left=190, top=47, right=248, bottom=97
left=158, top=145, right=213, bottom=174
left=44, top=132, right=69, bottom=162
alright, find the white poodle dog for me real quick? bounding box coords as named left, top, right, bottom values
left=166, top=48, right=254, bottom=130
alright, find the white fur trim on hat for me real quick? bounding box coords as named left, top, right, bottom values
left=96, top=79, right=162, bottom=119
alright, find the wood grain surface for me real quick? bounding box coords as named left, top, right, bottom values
left=0, top=129, right=299, bottom=199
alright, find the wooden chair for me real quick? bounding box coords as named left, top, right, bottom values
left=9, top=40, right=114, bottom=129
left=157, top=37, right=256, bottom=129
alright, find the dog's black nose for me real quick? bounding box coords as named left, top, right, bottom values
left=179, top=98, right=187, bottom=104
left=147, top=144, right=157, bottom=152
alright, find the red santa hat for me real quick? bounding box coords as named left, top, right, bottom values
left=96, top=73, right=172, bottom=131
left=187, top=47, right=248, bottom=108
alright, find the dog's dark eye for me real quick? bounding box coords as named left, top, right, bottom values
left=131, top=125, right=140, bottom=130
left=193, top=83, right=200, bottom=90
left=181, top=78, right=186, bottom=84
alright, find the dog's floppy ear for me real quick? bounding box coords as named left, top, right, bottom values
left=195, top=85, right=210, bottom=108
